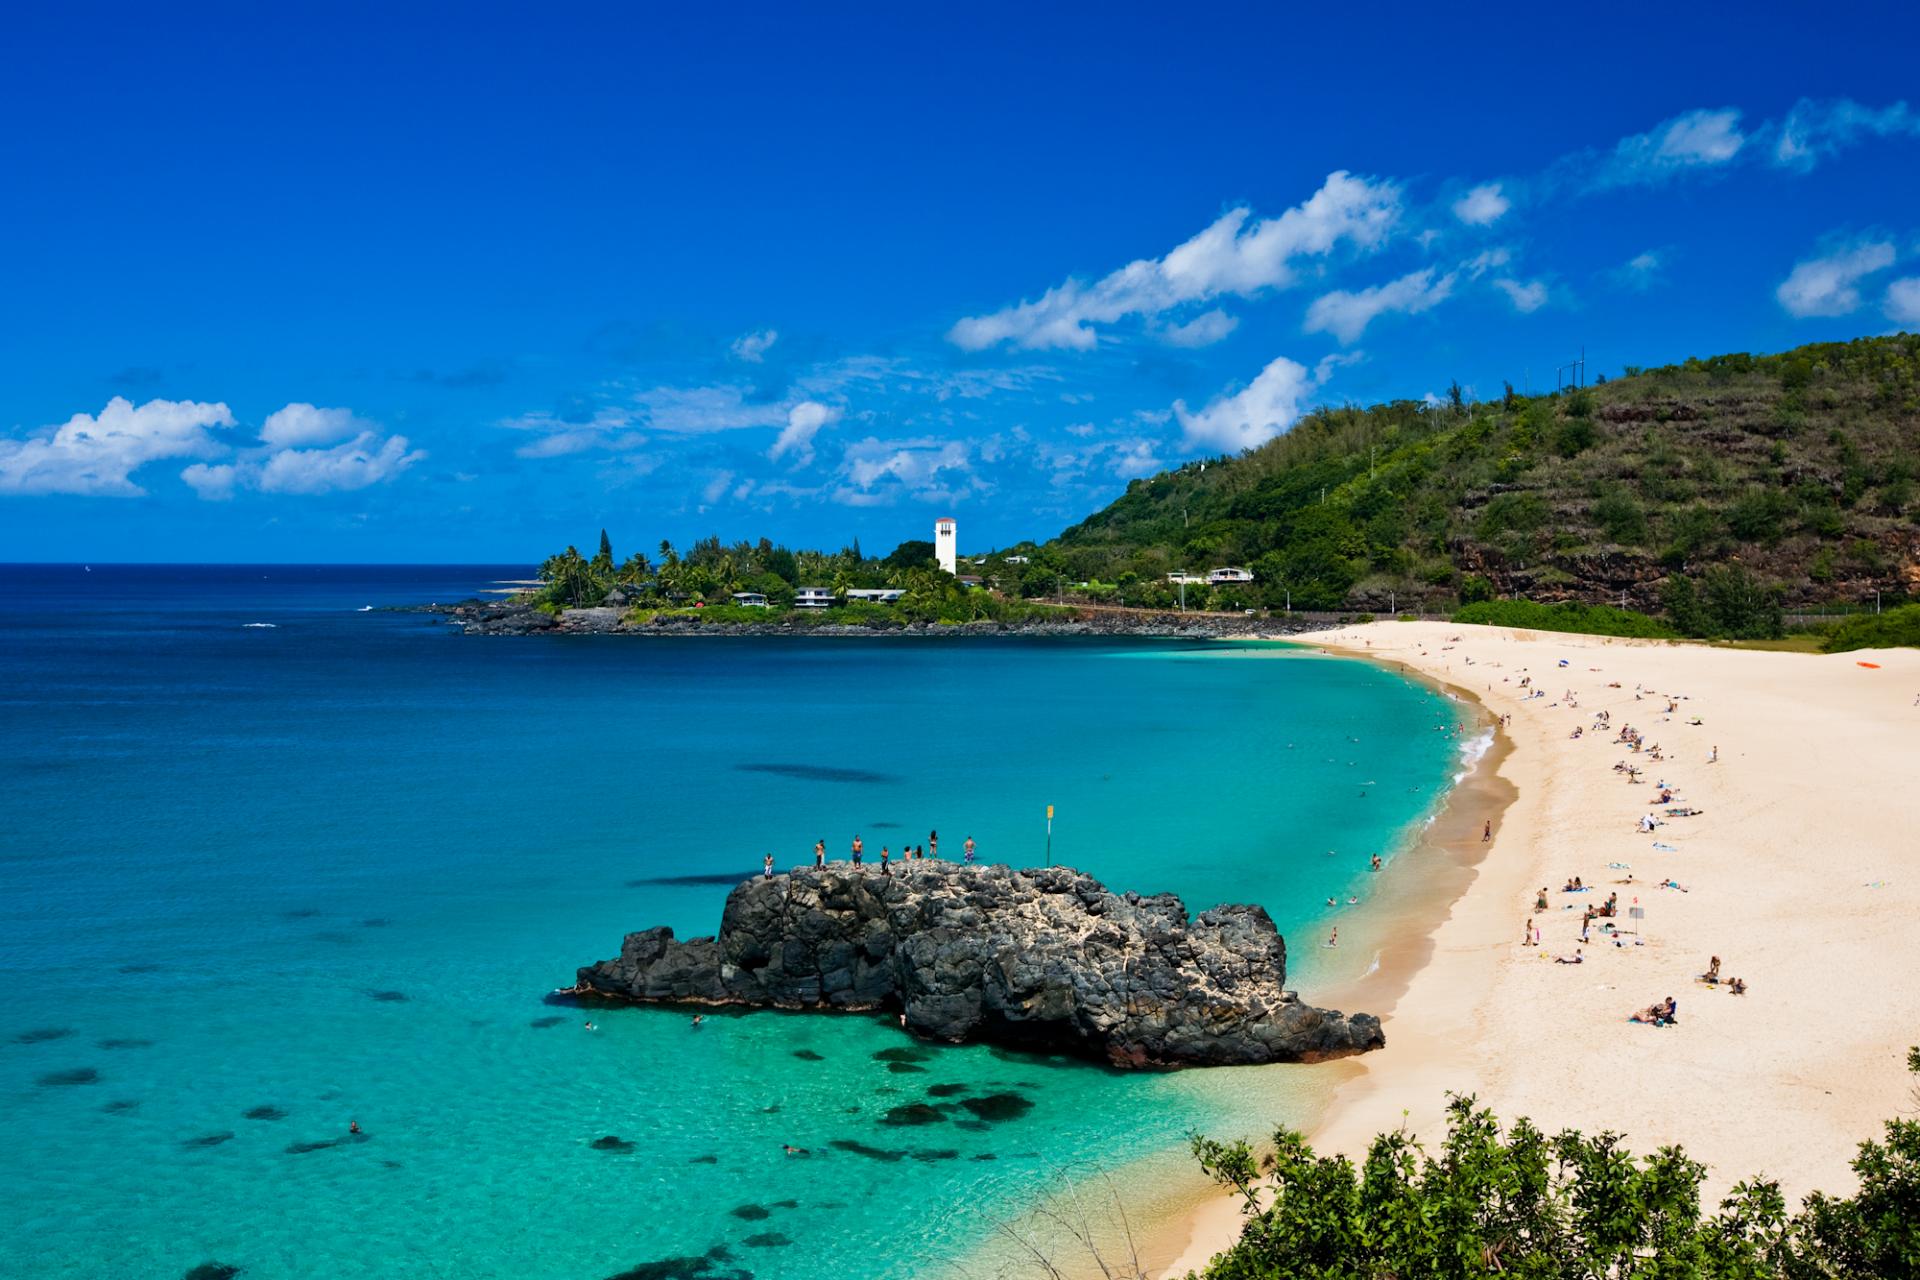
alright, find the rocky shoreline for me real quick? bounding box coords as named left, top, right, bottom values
left=407, top=597, right=1328, bottom=638
left=568, top=863, right=1384, bottom=1069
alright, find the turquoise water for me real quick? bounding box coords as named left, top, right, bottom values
left=0, top=566, right=1464, bottom=1280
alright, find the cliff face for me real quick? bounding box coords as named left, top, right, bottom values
left=573, top=863, right=1382, bottom=1069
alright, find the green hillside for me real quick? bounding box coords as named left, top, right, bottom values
left=1033, top=334, right=1920, bottom=633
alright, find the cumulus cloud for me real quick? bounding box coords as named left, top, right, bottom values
left=1776, top=239, right=1897, bottom=317
left=1594, top=107, right=1746, bottom=186
left=515, top=429, right=605, bottom=459
left=1610, top=250, right=1665, bottom=291
left=1305, top=267, right=1455, bottom=344
left=1110, top=438, right=1163, bottom=478
left=180, top=462, right=238, bottom=500
left=948, top=171, right=1402, bottom=350
left=1174, top=355, right=1333, bottom=452
left=730, top=329, right=779, bottom=362
left=767, top=400, right=838, bottom=465
left=1885, top=277, right=1920, bottom=327
left=1773, top=98, right=1919, bottom=172
left=636, top=384, right=790, bottom=433
left=1452, top=182, right=1511, bottom=226
left=0, top=397, right=234, bottom=496
left=1493, top=277, right=1550, bottom=313
left=259, top=402, right=373, bottom=448
left=837, top=436, right=973, bottom=501
left=256, top=432, right=424, bottom=494
left=1158, top=308, right=1240, bottom=348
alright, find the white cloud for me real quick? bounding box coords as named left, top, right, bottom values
left=256, top=431, right=424, bottom=494
left=1493, top=277, right=1549, bottom=313
left=1158, top=308, right=1240, bottom=348
left=180, top=462, right=238, bottom=500
left=1452, top=183, right=1511, bottom=226
left=636, top=384, right=789, bottom=433
left=1463, top=247, right=1512, bottom=278
left=515, top=430, right=603, bottom=459
left=1773, top=98, right=1919, bottom=172
left=948, top=171, right=1402, bottom=350
left=1174, top=355, right=1330, bottom=452
left=730, top=329, right=779, bottom=362
left=0, top=396, right=234, bottom=496
left=1595, top=108, right=1746, bottom=186
left=767, top=400, right=838, bottom=465
left=1885, top=277, right=1920, bottom=327
left=259, top=403, right=371, bottom=448
left=1611, top=250, right=1665, bottom=291
left=839, top=436, right=973, bottom=495
left=1110, top=438, right=1163, bottom=478
left=1776, top=239, right=1897, bottom=317
left=1305, top=267, right=1455, bottom=344
left=700, top=471, right=734, bottom=505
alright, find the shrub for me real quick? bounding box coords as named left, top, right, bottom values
left=1822, top=603, right=1920, bottom=652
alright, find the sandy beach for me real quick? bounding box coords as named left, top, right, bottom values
left=1164, top=622, right=1920, bottom=1276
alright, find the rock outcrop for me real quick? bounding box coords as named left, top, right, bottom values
left=572, top=863, right=1382, bottom=1069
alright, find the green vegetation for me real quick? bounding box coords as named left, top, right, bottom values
left=533, top=530, right=1061, bottom=626
left=1185, top=1049, right=1920, bottom=1278
left=1027, top=335, right=1920, bottom=637
left=1821, top=603, right=1920, bottom=653
left=1451, top=599, right=1678, bottom=639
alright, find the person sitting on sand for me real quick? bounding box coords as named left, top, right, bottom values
left=1729, top=977, right=1748, bottom=995
left=1555, top=949, right=1584, bottom=965
left=1702, top=956, right=1721, bottom=984
left=1535, top=888, right=1549, bottom=912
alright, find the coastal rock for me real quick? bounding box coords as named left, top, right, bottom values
left=572, top=863, right=1382, bottom=1069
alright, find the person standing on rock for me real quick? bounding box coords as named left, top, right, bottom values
left=851, top=835, right=863, bottom=866
left=880, top=846, right=891, bottom=876
left=764, top=853, right=774, bottom=880
left=929, top=830, right=938, bottom=859
left=964, top=836, right=975, bottom=865
left=814, top=839, right=825, bottom=868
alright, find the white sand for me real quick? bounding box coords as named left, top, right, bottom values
left=1165, top=622, right=1920, bottom=1276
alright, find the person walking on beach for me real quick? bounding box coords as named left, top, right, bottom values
left=852, top=835, right=863, bottom=866
left=1709, top=745, right=1719, bottom=764
left=964, top=836, right=975, bottom=865
left=1483, top=818, right=1492, bottom=842
left=764, top=854, right=774, bottom=880
left=814, top=839, right=825, bottom=868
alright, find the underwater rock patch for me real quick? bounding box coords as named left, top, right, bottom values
left=736, top=762, right=898, bottom=784
left=828, top=1138, right=905, bottom=1162
left=879, top=1103, right=947, bottom=1127
left=529, top=1015, right=566, bottom=1028
left=925, top=1083, right=969, bottom=1097
left=729, top=1204, right=771, bottom=1221
left=740, top=1233, right=792, bottom=1248
left=243, top=1105, right=288, bottom=1121
left=790, top=1049, right=825, bottom=1061
left=362, top=989, right=408, bottom=1003
left=960, top=1092, right=1033, bottom=1122
left=38, top=1067, right=100, bottom=1087
left=604, top=1242, right=750, bottom=1280
left=182, top=1132, right=234, bottom=1149
left=591, top=1135, right=636, bottom=1152
left=98, top=1038, right=154, bottom=1050
left=13, top=1027, right=73, bottom=1044
left=183, top=1264, right=242, bottom=1280
left=101, top=1099, right=140, bottom=1114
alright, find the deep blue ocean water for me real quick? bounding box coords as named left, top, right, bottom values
left=0, top=565, right=1465, bottom=1280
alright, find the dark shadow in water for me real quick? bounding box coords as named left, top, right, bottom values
left=791, top=1049, right=824, bottom=1062
left=960, top=1092, right=1034, bottom=1122
left=529, top=1015, right=566, bottom=1028
left=244, top=1105, right=287, bottom=1121
left=690, top=1154, right=718, bottom=1164
left=360, top=918, right=391, bottom=928
left=741, top=1233, right=792, bottom=1248
left=280, top=908, right=321, bottom=920
left=286, top=1133, right=367, bottom=1154
left=98, top=1038, right=154, bottom=1050
left=604, top=1243, right=749, bottom=1280
left=729, top=1204, right=770, bottom=1221
left=910, top=1148, right=960, bottom=1162
left=736, top=762, right=899, bottom=784
left=101, top=1099, right=140, bottom=1114
left=872, top=1047, right=931, bottom=1064
left=591, top=1135, right=636, bottom=1153
left=926, top=1083, right=970, bottom=1097
left=182, top=1132, right=234, bottom=1149
left=828, top=1138, right=905, bottom=1162
left=38, top=1067, right=100, bottom=1087
left=362, top=989, right=408, bottom=1003
left=885, top=1062, right=926, bottom=1075
left=13, top=1027, right=73, bottom=1044
left=880, top=1103, right=946, bottom=1126
left=628, top=873, right=752, bottom=888
left=869, top=821, right=902, bottom=829
left=183, top=1264, right=241, bottom=1280
left=118, top=962, right=164, bottom=974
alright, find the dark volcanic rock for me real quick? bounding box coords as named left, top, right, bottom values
left=572, top=863, right=1382, bottom=1069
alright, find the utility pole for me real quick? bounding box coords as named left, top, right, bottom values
left=1370, top=445, right=1376, bottom=479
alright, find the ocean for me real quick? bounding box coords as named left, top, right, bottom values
left=0, top=565, right=1467, bottom=1280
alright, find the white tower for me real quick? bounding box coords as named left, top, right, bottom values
left=934, top=517, right=957, bottom=576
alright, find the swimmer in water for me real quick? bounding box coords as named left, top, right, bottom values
left=584, top=1020, right=597, bottom=1031
left=349, top=1121, right=361, bottom=1135
left=1327, top=927, right=1338, bottom=947
left=691, top=1014, right=705, bottom=1028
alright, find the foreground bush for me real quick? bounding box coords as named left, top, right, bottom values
left=1822, top=603, right=1920, bottom=653
left=1186, top=1050, right=1920, bottom=1279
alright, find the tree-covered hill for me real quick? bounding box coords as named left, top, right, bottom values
left=1035, top=335, right=1920, bottom=628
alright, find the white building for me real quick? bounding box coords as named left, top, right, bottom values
left=934, top=517, right=957, bottom=576
left=794, top=587, right=834, bottom=610
left=1207, top=567, right=1255, bottom=585
left=730, top=591, right=769, bottom=608
left=845, top=588, right=905, bottom=603
left=1167, top=571, right=1207, bottom=585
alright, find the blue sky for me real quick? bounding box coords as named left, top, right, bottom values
left=4, top=2, right=1920, bottom=563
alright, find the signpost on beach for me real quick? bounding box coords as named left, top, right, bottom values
left=1046, top=804, right=1054, bottom=863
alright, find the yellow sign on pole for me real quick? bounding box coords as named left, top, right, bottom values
left=1046, top=805, right=1054, bottom=820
